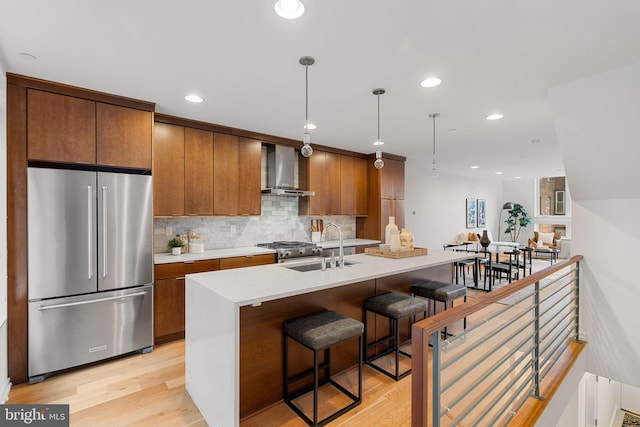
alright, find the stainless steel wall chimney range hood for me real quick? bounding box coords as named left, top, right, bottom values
left=262, top=145, right=314, bottom=196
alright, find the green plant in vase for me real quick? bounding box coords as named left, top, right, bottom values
left=504, top=203, right=531, bottom=243
left=167, top=237, right=185, bottom=255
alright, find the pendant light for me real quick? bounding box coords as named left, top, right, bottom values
left=299, top=56, right=314, bottom=158
left=429, top=113, right=440, bottom=177
left=372, top=88, right=385, bottom=169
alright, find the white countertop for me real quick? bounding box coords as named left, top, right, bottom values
left=187, top=249, right=478, bottom=307
left=155, top=239, right=379, bottom=264
left=154, top=246, right=275, bottom=264
left=316, top=238, right=380, bottom=249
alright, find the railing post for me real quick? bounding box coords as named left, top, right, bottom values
left=532, top=280, right=542, bottom=399
left=432, top=330, right=441, bottom=427
left=574, top=261, right=581, bottom=341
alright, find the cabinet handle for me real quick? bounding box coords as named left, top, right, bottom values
left=171, top=214, right=182, bottom=216
left=87, top=185, right=93, bottom=279
left=176, top=277, right=185, bottom=281
left=183, top=261, right=195, bottom=264
left=102, top=185, right=108, bottom=278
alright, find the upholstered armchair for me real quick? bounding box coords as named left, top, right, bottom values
left=528, top=231, right=561, bottom=249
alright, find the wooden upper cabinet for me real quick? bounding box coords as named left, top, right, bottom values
left=380, top=157, right=405, bottom=200
left=354, top=156, right=368, bottom=215
left=153, top=123, right=185, bottom=216
left=213, top=133, right=239, bottom=215
left=325, top=152, right=341, bottom=215
left=299, top=150, right=326, bottom=215
left=237, top=137, right=262, bottom=215
left=27, top=89, right=96, bottom=164
left=185, top=128, right=214, bottom=215
left=96, top=103, right=152, bottom=169
left=340, top=155, right=356, bottom=215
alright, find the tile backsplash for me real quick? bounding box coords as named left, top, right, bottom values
left=153, top=195, right=356, bottom=253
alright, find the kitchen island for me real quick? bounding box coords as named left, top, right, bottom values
left=185, top=248, right=477, bottom=426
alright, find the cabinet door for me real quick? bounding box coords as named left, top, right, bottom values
left=27, top=89, right=96, bottom=164
left=154, top=277, right=185, bottom=342
left=354, top=157, right=368, bottom=215
left=340, top=155, right=356, bottom=215
left=380, top=158, right=405, bottom=200
left=299, top=151, right=326, bottom=215
left=237, top=137, right=262, bottom=215
left=153, top=123, right=185, bottom=216
left=325, top=152, right=341, bottom=215
left=213, top=133, right=239, bottom=215
left=96, top=103, right=152, bottom=169
left=185, top=128, right=214, bottom=215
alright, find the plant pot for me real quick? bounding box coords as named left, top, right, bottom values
left=171, top=247, right=182, bottom=255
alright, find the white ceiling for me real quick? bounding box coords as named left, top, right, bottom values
left=2, top=0, right=640, bottom=181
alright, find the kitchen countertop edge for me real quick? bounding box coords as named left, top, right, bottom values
left=154, top=246, right=276, bottom=264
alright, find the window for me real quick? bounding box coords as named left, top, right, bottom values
left=535, top=176, right=570, bottom=238
left=538, top=177, right=566, bottom=217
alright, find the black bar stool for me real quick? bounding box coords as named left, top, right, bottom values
left=411, top=280, right=467, bottom=338
left=363, top=292, right=427, bottom=381
left=283, top=310, right=363, bottom=426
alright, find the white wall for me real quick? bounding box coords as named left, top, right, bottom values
left=0, top=59, right=10, bottom=402
left=404, top=158, right=502, bottom=249
left=572, top=199, right=640, bottom=386
left=549, top=63, right=640, bottom=388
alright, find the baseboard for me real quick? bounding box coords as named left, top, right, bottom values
left=0, top=379, right=12, bottom=404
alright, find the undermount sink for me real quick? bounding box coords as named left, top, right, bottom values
left=283, top=261, right=358, bottom=272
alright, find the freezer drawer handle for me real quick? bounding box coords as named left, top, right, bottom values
left=38, top=291, right=148, bottom=311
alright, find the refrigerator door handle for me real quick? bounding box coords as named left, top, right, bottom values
left=38, top=290, right=148, bottom=311
left=102, top=185, right=108, bottom=278
left=88, top=185, right=93, bottom=279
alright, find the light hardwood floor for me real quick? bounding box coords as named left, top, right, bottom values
left=8, top=258, right=560, bottom=426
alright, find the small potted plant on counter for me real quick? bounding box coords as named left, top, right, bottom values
left=167, top=237, right=185, bottom=255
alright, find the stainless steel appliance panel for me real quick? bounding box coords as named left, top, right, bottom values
left=28, top=168, right=98, bottom=300
left=28, top=284, right=153, bottom=378
left=97, top=172, right=153, bottom=292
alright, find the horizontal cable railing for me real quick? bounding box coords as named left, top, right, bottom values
left=411, top=255, right=584, bottom=427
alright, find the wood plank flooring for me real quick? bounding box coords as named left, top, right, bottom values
left=7, top=257, right=563, bottom=426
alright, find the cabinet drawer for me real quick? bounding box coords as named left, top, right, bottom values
left=219, top=254, right=275, bottom=270
left=155, top=262, right=185, bottom=280
left=155, top=259, right=220, bottom=279
left=184, top=259, right=220, bottom=274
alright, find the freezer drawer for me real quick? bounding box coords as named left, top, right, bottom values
left=28, top=285, right=153, bottom=380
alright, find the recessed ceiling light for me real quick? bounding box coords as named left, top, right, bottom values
left=470, top=165, right=479, bottom=169
left=303, top=123, right=316, bottom=130
left=514, top=176, right=522, bottom=179
left=274, top=0, right=305, bottom=19
left=420, top=77, right=442, bottom=88
left=184, top=94, right=204, bottom=103
left=448, top=128, right=457, bottom=133
left=495, top=171, right=504, bottom=175
left=530, top=138, right=541, bottom=144
left=19, top=52, right=37, bottom=61
left=486, top=113, right=504, bottom=121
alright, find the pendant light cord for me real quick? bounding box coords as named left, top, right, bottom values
left=432, top=114, right=436, bottom=158
left=305, top=65, right=309, bottom=128
left=377, top=94, right=381, bottom=140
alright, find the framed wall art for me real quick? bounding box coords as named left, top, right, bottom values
left=477, top=199, right=486, bottom=227
left=466, top=198, right=477, bottom=228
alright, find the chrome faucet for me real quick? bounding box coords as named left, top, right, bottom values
left=322, top=222, right=344, bottom=269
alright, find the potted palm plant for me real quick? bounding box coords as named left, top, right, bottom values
left=504, top=203, right=531, bottom=243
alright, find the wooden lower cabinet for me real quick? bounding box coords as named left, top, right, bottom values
left=154, top=277, right=186, bottom=344
left=153, top=254, right=274, bottom=344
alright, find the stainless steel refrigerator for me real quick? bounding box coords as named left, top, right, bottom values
left=27, top=167, right=153, bottom=383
